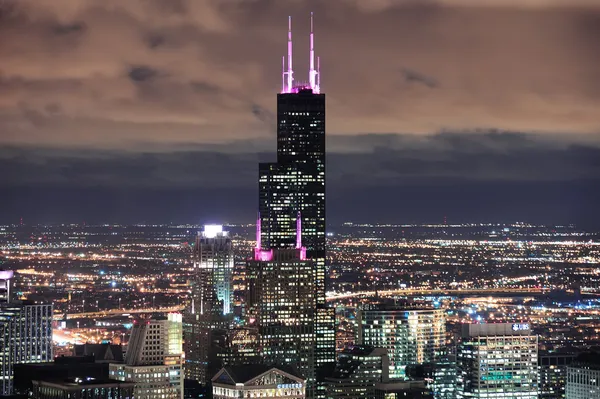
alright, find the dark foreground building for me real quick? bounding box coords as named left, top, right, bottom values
left=31, top=378, right=134, bottom=399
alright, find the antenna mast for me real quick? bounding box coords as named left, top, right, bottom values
left=287, top=16, right=294, bottom=92
left=309, top=12, right=319, bottom=93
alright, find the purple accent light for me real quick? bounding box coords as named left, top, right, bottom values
left=296, top=211, right=302, bottom=249
left=254, top=249, right=274, bottom=262
left=299, top=247, right=307, bottom=260
left=256, top=214, right=261, bottom=250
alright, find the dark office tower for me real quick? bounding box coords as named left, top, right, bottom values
left=247, top=220, right=316, bottom=394
left=257, top=14, right=335, bottom=383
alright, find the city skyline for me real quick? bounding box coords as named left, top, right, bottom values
left=1, top=1, right=600, bottom=226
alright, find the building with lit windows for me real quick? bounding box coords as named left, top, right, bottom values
left=185, top=225, right=234, bottom=385
left=565, top=352, right=600, bottom=399
left=251, top=15, right=335, bottom=399
left=109, top=314, right=183, bottom=399
left=247, top=240, right=316, bottom=386
left=0, top=300, right=53, bottom=395
left=192, top=225, right=234, bottom=317
left=456, top=323, right=538, bottom=399
left=539, top=351, right=576, bottom=399
left=325, top=346, right=389, bottom=398
left=212, top=365, right=305, bottom=399
left=357, top=305, right=446, bottom=379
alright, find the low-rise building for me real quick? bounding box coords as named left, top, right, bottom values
left=32, top=377, right=134, bottom=399
left=212, top=365, right=305, bottom=399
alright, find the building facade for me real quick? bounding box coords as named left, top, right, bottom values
left=31, top=378, right=135, bottom=399
left=539, top=351, right=575, bottom=399
left=212, top=365, right=306, bottom=399
left=456, top=323, right=538, bottom=399
left=192, top=225, right=234, bottom=317
left=0, top=301, right=53, bottom=395
left=565, top=353, right=600, bottom=399
left=110, top=314, right=183, bottom=399
left=357, top=305, right=446, bottom=379
left=185, top=225, right=234, bottom=384
left=325, top=346, right=389, bottom=398
left=247, top=244, right=316, bottom=384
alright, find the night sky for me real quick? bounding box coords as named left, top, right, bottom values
left=1, top=1, right=600, bottom=226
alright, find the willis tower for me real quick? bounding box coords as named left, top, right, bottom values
left=259, top=13, right=325, bottom=304
left=250, top=13, right=335, bottom=396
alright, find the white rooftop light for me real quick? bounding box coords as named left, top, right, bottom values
left=203, top=224, right=224, bottom=238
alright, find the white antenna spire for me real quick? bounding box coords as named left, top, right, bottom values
left=309, top=12, right=318, bottom=93
left=287, top=16, right=293, bottom=92
left=282, top=56, right=286, bottom=93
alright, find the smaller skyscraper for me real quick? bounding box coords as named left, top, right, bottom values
left=456, top=323, right=538, bottom=399
left=110, top=314, right=184, bottom=399
left=565, top=352, right=600, bottom=399
left=185, top=225, right=234, bottom=385
left=0, top=300, right=54, bottom=395
left=357, top=305, right=446, bottom=379
left=192, top=225, right=234, bottom=316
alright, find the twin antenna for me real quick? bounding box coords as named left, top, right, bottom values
left=282, top=13, right=320, bottom=94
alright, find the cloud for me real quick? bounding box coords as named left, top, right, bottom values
left=0, top=0, right=599, bottom=151
left=2, top=132, right=599, bottom=189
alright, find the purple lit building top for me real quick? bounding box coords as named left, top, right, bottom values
left=254, top=214, right=307, bottom=261
left=281, top=13, right=320, bottom=94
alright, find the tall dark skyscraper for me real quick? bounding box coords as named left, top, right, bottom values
left=250, top=13, right=335, bottom=397
left=259, top=14, right=326, bottom=306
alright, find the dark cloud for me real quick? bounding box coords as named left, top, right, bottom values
left=128, top=66, right=160, bottom=83
left=2, top=132, right=599, bottom=188
left=52, top=22, right=85, bottom=36
left=402, top=68, right=438, bottom=88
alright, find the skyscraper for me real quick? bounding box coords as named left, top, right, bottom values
left=192, top=225, right=234, bottom=317
left=0, top=300, right=54, bottom=395
left=184, top=225, right=234, bottom=384
left=253, top=15, right=335, bottom=389
left=357, top=305, right=446, bottom=379
left=247, top=219, right=316, bottom=385
left=456, top=323, right=538, bottom=399
left=110, top=314, right=184, bottom=399
left=259, top=14, right=326, bottom=307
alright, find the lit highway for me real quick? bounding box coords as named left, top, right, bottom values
left=53, top=305, right=186, bottom=320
